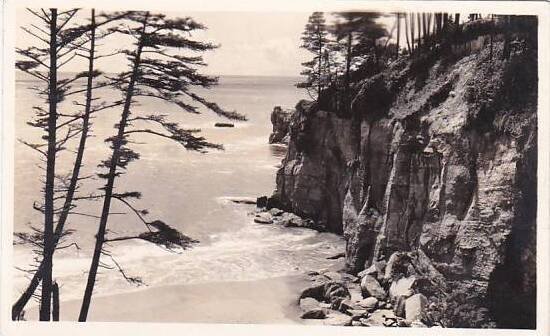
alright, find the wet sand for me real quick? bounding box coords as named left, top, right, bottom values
left=25, top=275, right=309, bottom=323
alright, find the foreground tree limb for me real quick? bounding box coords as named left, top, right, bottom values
left=78, top=11, right=244, bottom=321
left=12, top=9, right=123, bottom=320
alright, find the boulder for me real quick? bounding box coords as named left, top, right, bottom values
left=265, top=195, right=283, bottom=210
left=324, top=282, right=351, bottom=302
left=347, top=284, right=363, bottom=302
left=360, top=275, right=387, bottom=300
left=384, top=252, right=412, bottom=281
left=339, top=272, right=359, bottom=283
left=268, top=208, right=284, bottom=216
left=338, top=299, right=360, bottom=313
left=394, top=295, right=407, bottom=318
left=278, top=212, right=303, bottom=227
left=360, top=309, right=396, bottom=327
left=405, top=293, right=428, bottom=322
left=323, top=271, right=343, bottom=282
left=410, top=321, right=428, bottom=328
left=300, top=281, right=350, bottom=304
left=301, top=308, right=326, bottom=319
left=253, top=212, right=273, bottom=224
left=346, top=309, right=368, bottom=320
left=359, top=260, right=386, bottom=280
left=299, top=297, right=321, bottom=312
left=389, top=275, right=416, bottom=301
left=300, top=282, right=327, bottom=302
left=323, top=311, right=353, bottom=326
left=397, top=317, right=411, bottom=327
left=357, top=297, right=378, bottom=311
left=256, top=196, right=268, bottom=208
left=319, top=302, right=332, bottom=309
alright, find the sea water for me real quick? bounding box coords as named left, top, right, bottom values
left=13, top=74, right=345, bottom=304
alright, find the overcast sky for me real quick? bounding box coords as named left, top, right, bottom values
left=16, top=9, right=313, bottom=77
left=16, top=9, right=478, bottom=77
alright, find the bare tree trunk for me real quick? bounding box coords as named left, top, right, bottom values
left=411, top=13, right=418, bottom=51
left=417, top=13, right=422, bottom=50
left=12, top=9, right=98, bottom=321
left=427, top=13, right=432, bottom=47
left=52, top=281, right=59, bottom=321
left=404, top=13, right=411, bottom=54
left=435, top=13, right=441, bottom=36
left=78, top=12, right=150, bottom=322
left=454, top=14, right=461, bottom=44
left=422, top=13, right=427, bottom=43
left=40, top=8, right=58, bottom=322
left=396, top=13, right=400, bottom=58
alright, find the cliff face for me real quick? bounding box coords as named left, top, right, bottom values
left=268, top=106, right=293, bottom=144
left=271, top=41, right=537, bottom=328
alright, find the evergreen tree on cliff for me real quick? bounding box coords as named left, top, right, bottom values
left=331, top=12, right=386, bottom=111
left=78, top=11, right=245, bottom=321
left=297, top=12, right=330, bottom=100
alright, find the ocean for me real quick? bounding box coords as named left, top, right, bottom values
left=13, top=74, right=345, bottom=307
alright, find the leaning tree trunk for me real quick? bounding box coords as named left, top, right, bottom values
left=40, top=8, right=58, bottom=322
left=78, top=13, right=149, bottom=322
left=12, top=9, right=98, bottom=320
left=396, top=13, right=400, bottom=58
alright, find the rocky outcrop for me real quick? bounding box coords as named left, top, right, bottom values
left=268, top=106, right=293, bottom=144
left=273, top=40, right=537, bottom=328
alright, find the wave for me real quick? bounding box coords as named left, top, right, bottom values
left=13, top=205, right=345, bottom=305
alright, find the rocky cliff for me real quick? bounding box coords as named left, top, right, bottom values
left=271, top=40, right=537, bottom=328
left=268, top=106, right=293, bottom=144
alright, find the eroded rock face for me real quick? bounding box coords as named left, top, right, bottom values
left=274, top=41, right=537, bottom=328
left=271, top=100, right=355, bottom=233
left=268, top=106, right=293, bottom=144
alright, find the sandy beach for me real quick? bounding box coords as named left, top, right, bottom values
left=25, top=275, right=310, bottom=323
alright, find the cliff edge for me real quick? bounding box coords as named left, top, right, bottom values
left=271, top=39, right=537, bottom=328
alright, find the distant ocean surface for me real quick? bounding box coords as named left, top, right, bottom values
left=13, top=74, right=344, bottom=304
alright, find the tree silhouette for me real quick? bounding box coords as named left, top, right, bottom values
left=330, top=12, right=386, bottom=110
left=13, top=9, right=126, bottom=320
left=14, top=8, right=86, bottom=321
left=78, top=11, right=245, bottom=321
left=297, top=12, right=330, bottom=100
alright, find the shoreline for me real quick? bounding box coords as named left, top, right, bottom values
left=24, top=275, right=311, bottom=323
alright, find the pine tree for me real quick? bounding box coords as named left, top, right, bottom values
left=297, top=12, right=329, bottom=100
left=331, top=12, right=386, bottom=110
left=15, top=8, right=84, bottom=321
left=78, top=11, right=245, bottom=321
left=13, top=9, right=126, bottom=320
